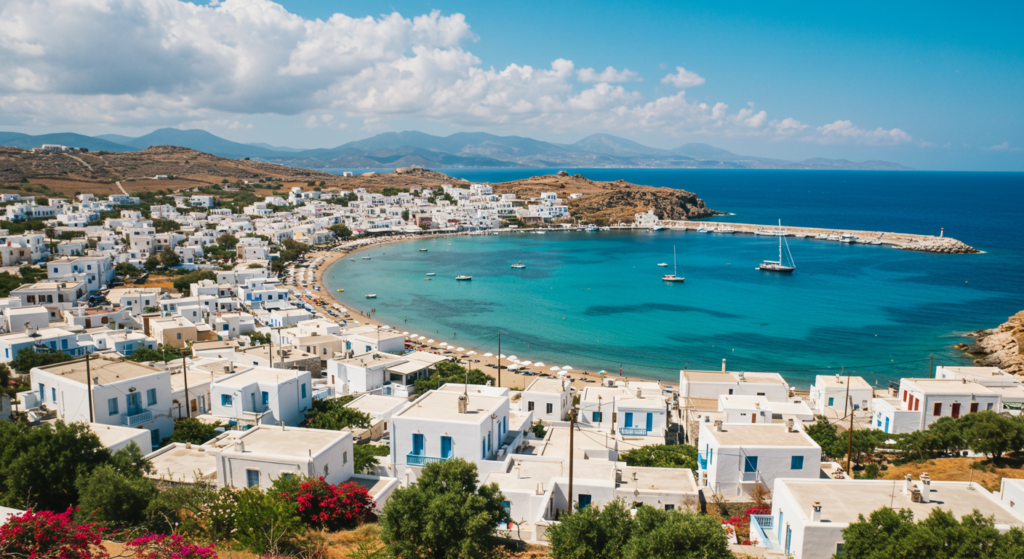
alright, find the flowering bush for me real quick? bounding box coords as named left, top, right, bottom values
left=127, top=533, right=216, bottom=559
left=279, top=477, right=375, bottom=531
left=0, top=508, right=106, bottom=559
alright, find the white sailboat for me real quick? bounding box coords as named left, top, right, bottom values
left=758, top=220, right=796, bottom=273
left=662, top=246, right=685, bottom=282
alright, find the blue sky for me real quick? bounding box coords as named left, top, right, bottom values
left=1, top=0, right=1021, bottom=170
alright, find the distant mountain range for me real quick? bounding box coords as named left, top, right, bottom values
left=0, top=128, right=912, bottom=171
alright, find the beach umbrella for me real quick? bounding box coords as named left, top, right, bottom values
left=508, top=364, right=520, bottom=370
left=557, top=370, right=567, bottom=377
left=402, top=331, right=409, bottom=335
left=418, top=336, right=426, bottom=340
left=484, top=353, right=493, bottom=357
left=550, top=366, right=561, bottom=371
left=519, top=361, right=532, bottom=366
left=467, top=351, right=476, bottom=355
left=507, top=355, right=518, bottom=360
left=598, top=370, right=607, bottom=375
left=534, top=362, right=545, bottom=367
left=427, top=339, right=435, bottom=343
left=499, top=354, right=506, bottom=359
left=456, top=347, right=465, bottom=352
left=562, top=366, right=573, bottom=370
left=439, top=343, right=448, bottom=347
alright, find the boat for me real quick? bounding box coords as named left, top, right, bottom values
left=758, top=220, right=796, bottom=273
left=815, top=234, right=828, bottom=240
left=426, top=272, right=436, bottom=276
left=662, top=246, right=685, bottom=282
left=424, top=278, right=431, bottom=281
left=456, top=275, right=472, bottom=281
left=716, top=226, right=736, bottom=234
left=511, top=261, right=526, bottom=269
left=336, top=289, right=344, bottom=292
left=839, top=234, right=859, bottom=244
left=651, top=225, right=665, bottom=231
left=657, top=262, right=668, bottom=267
left=599, top=227, right=611, bottom=231
left=365, top=294, right=377, bottom=298
left=419, top=249, right=428, bottom=252
left=362, top=257, right=371, bottom=260
left=696, top=226, right=709, bottom=233
left=827, top=234, right=840, bottom=241
left=585, top=224, right=598, bottom=232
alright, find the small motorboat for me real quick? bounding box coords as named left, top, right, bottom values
left=337, top=289, right=344, bottom=292
left=365, top=294, right=377, bottom=298
left=419, top=249, right=428, bottom=252
left=426, top=273, right=436, bottom=276
left=362, top=257, right=371, bottom=260
left=424, top=278, right=432, bottom=281
left=456, top=275, right=472, bottom=281
left=657, top=262, right=668, bottom=267
left=511, top=261, right=526, bottom=269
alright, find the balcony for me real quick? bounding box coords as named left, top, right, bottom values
left=121, top=409, right=153, bottom=427
left=406, top=453, right=450, bottom=467
left=619, top=427, right=648, bottom=436
left=697, top=453, right=708, bottom=470
left=749, top=514, right=776, bottom=549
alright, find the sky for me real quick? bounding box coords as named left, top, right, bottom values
left=0, top=0, right=1021, bottom=171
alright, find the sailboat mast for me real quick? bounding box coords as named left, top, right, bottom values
left=673, top=246, right=677, bottom=275
left=778, top=220, right=783, bottom=263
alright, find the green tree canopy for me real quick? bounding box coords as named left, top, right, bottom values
left=75, top=443, right=157, bottom=528
left=958, top=411, right=1024, bottom=459
left=8, top=349, right=73, bottom=376
left=328, top=224, right=352, bottom=240
left=144, top=254, right=162, bottom=272
left=301, top=396, right=371, bottom=431
left=838, top=506, right=1024, bottom=559
left=115, top=262, right=144, bottom=277
left=354, top=444, right=390, bottom=474
left=160, top=418, right=223, bottom=447
left=172, top=270, right=217, bottom=292
left=379, top=458, right=508, bottom=559
left=621, top=506, right=733, bottom=559
left=159, top=248, right=180, bottom=268
left=216, top=233, right=239, bottom=251
left=548, top=499, right=635, bottom=559
left=152, top=218, right=180, bottom=233
left=619, top=444, right=698, bottom=470
left=804, top=416, right=848, bottom=462
left=414, top=361, right=494, bottom=394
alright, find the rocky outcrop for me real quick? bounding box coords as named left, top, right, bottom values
left=898, top=238, right=980, bottom=254
left=956, top=311, right=1024, bottom=375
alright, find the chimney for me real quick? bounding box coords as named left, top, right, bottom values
left=920, top=474, right=931, bottom=503
left=513, top=463, right=521, bottom=479
left=811, top=502, right=822, bottom=522
left=754, top=401, right=760, bottom=409
left=787, top=418, right=795, bottom=432
left=904, top=474, right=913, bottom=495
left=835, top=373, right=842, bottom=384
left=714, top=420, right=723, bottom=433
left=722, top=359, right=727, bottom=372
left=738, top=371, right=745, bottom=382
left=636, top=388, right=642, bottom=398
left=234, top=440, right=244, bottom=453
left=458, top=393, right=468, bottom=414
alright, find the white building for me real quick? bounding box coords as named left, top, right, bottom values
left=681, top=369, right=791, bottom=402
left=215, top=425, right=353, bottom=488
left=519, top=378, right=571, bottom=422
left=808, top=375, right=873, bottom=418
left=696, top=419, right=821, bottom=498
left=208, top=366, right=313, bottom=427
left=896, top=378, right=1001, bottom=431
left=327, top=352, right=407, bottom=395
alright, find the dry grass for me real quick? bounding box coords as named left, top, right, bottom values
left=879, top=453, right=1024, bottom=492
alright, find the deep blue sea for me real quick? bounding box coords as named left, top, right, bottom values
left=322, top=169, right=1024, bottom=388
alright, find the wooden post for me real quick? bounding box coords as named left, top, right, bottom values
left=568, top=406, right=576, bottom=513
left=497, top=331, right=501, bottom=388
left=85, top=352, right=94, bottom=423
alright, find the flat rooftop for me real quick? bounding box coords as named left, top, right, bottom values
left=682, top=370, right=787, bottom=385
left=903, top=379, right=999, bottom=395
left=526, top=378, right=569, bottom=394
left=37, top=357, right=163, bottom=385
left=705, top=424, right=818, bottom=448
left=235, top=426, right=346, bottom=456
left=816, top=375, right=872, bottom=389
left=215, top=366, right=301, bottom=387
left=483, top=459, right=613, bottom=491
left=193, top=340, right=239, bottom=351
left=782, top=479, right=1023, bottom=526
left=335, top=352, right=406, bottom=368
left=618, top=466, right=697, bottom=493
left=146, top=445, right=218, bottom=484
left=397, top=390, right=504, bottom=422
left=238, top=345, right=314, bottom=362
left=345, top=394, right=409, bottom=415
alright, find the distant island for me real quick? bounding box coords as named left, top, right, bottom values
left=0, top=128, right=912, bottom=171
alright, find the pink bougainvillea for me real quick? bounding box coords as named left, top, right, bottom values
left=0, top=508, right=106, bottom=559
left=279, top=477, right=375, bottom=531
left=127, top=533, right=216, bottom=559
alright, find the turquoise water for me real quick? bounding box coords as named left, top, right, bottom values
left=322, top=170, right=1024, bottom=388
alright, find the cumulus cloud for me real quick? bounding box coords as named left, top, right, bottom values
left=660, top=67, right=706, bottom=89
left=815, top=120, right=912, bottom=145
left=577, top=66, right=641, bottom=83
left=0, top=0, right=910, bottom=146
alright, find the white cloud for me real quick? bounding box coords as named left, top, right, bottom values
left=577, top=66, right=641, bottom=83
left=660, top=67, right=705, bottom=89
left=816, top=120, right=912, bottom=145
left=0, top=0, right=911, bottom=146
left=990, top=141, right=1010, bottom=150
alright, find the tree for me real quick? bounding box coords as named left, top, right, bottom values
left=804, top=416, right=847, bottom=461
left=8, top=349, right=73, bottom=376
left=115, top=262, right=144, bottom=277
left=75, top=460, right=157, bottom=528
left=172, top=270, right=216, bottom=292
left=145, top=254, right=162, bottom=272
left=328, top=224, right=352, bottom=240
left=216, top=233, right=239, bottom=251
left=620, top=445, right=698, bottom=470
left=414, top=361, right=494, bottom=394
left=248, top=331, right=271, bottom=346
left=160, top=418, right=222, bottom=447
left=152, top=218, right=180, bottom=233
left=0, top=363, right=18, bottom=398
left=621, top=506, right=732, bottom=559
left=301, top=397, right=371, bottom=431
left=379, top=459, right=508, bottom=559
left=354, top=444, right=390, bottom=474
left=548, top=499, right=635, bottom=559
left=0, top=420, right=111, bottom=511
left=402, top=210, right=410, bottom=221
left=232, top=486, right=304, bottom=556
left=159, top=249, right=180, bottom=268
left=959, top=411, right=1022, bottom=459
left=838, top=507, right=1024, bottom=559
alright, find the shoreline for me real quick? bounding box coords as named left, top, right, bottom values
left=305, top=234, right=674, bottom=393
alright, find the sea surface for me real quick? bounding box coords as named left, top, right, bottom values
left=322, top=169, right=1024, bottom=388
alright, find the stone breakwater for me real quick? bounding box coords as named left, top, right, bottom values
left=660, top=220, right=980, bottom=254
left=954, top=311, right=1024, bottom=375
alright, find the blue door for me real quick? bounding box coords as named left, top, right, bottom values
left=884, top=417, right=890, bottom=433
left=150, top=429, right=160, bottom=448
left=441, top=436, right=452, bottom=458
left=624, top=412, right=633, bottom=427
left=126, top=392, right=141, bottom=415
left=412, top=433, right=424, bottom=456
left=578, top=494, right=592, bottom=509
left=646, top=413, right=653, bottom=431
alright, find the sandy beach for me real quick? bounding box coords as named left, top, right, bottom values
left=303, top=235, right=673, bottom=394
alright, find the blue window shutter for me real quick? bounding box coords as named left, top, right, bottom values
left=52, top=388, right=56, bottom=402
left=147, top=388, right=157, bottom=406
left=108, top=397, right=118, bottom=415
left=646, top=413, right=653, bottom=431
left=301, top=384, right=307, bottom=398
left=262, top=391, right=269, bottom=405
left=624, top=412, right=633, bottom=427
left=791, top=456, right=804, bottom=470
left=744, top=456, right=758, bottom=472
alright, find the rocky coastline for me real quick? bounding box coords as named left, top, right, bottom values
left=954, top=311, right=1024, bottom=375
left=898, top=238, right=980, bottom=254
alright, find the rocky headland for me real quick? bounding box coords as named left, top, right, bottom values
left=955, top=311, right=1024, bottom=375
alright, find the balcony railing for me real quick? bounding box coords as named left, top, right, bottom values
left=619, top=427, right=648, bottom=436
left=697, top=453, right=708, bottom=470
left=749, top=514, right=775, bottom=549
left=407, top=453, right=450, bottom=467
left=121, top=409, right=153, bottom=427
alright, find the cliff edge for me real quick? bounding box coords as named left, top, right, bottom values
left=955, top=311, right=1024, bottom=375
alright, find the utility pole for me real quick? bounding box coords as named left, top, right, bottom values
left=842, top=366, right=850, bottom=419
left=182, top=345, right=191, bottom=419
left=568, top=405, right=577, bottom=514
left=85, top=352, right=94, bottom=423
left=846, top=394, right=855, bottom=475
left=497, top=331, right=501, bottom=388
